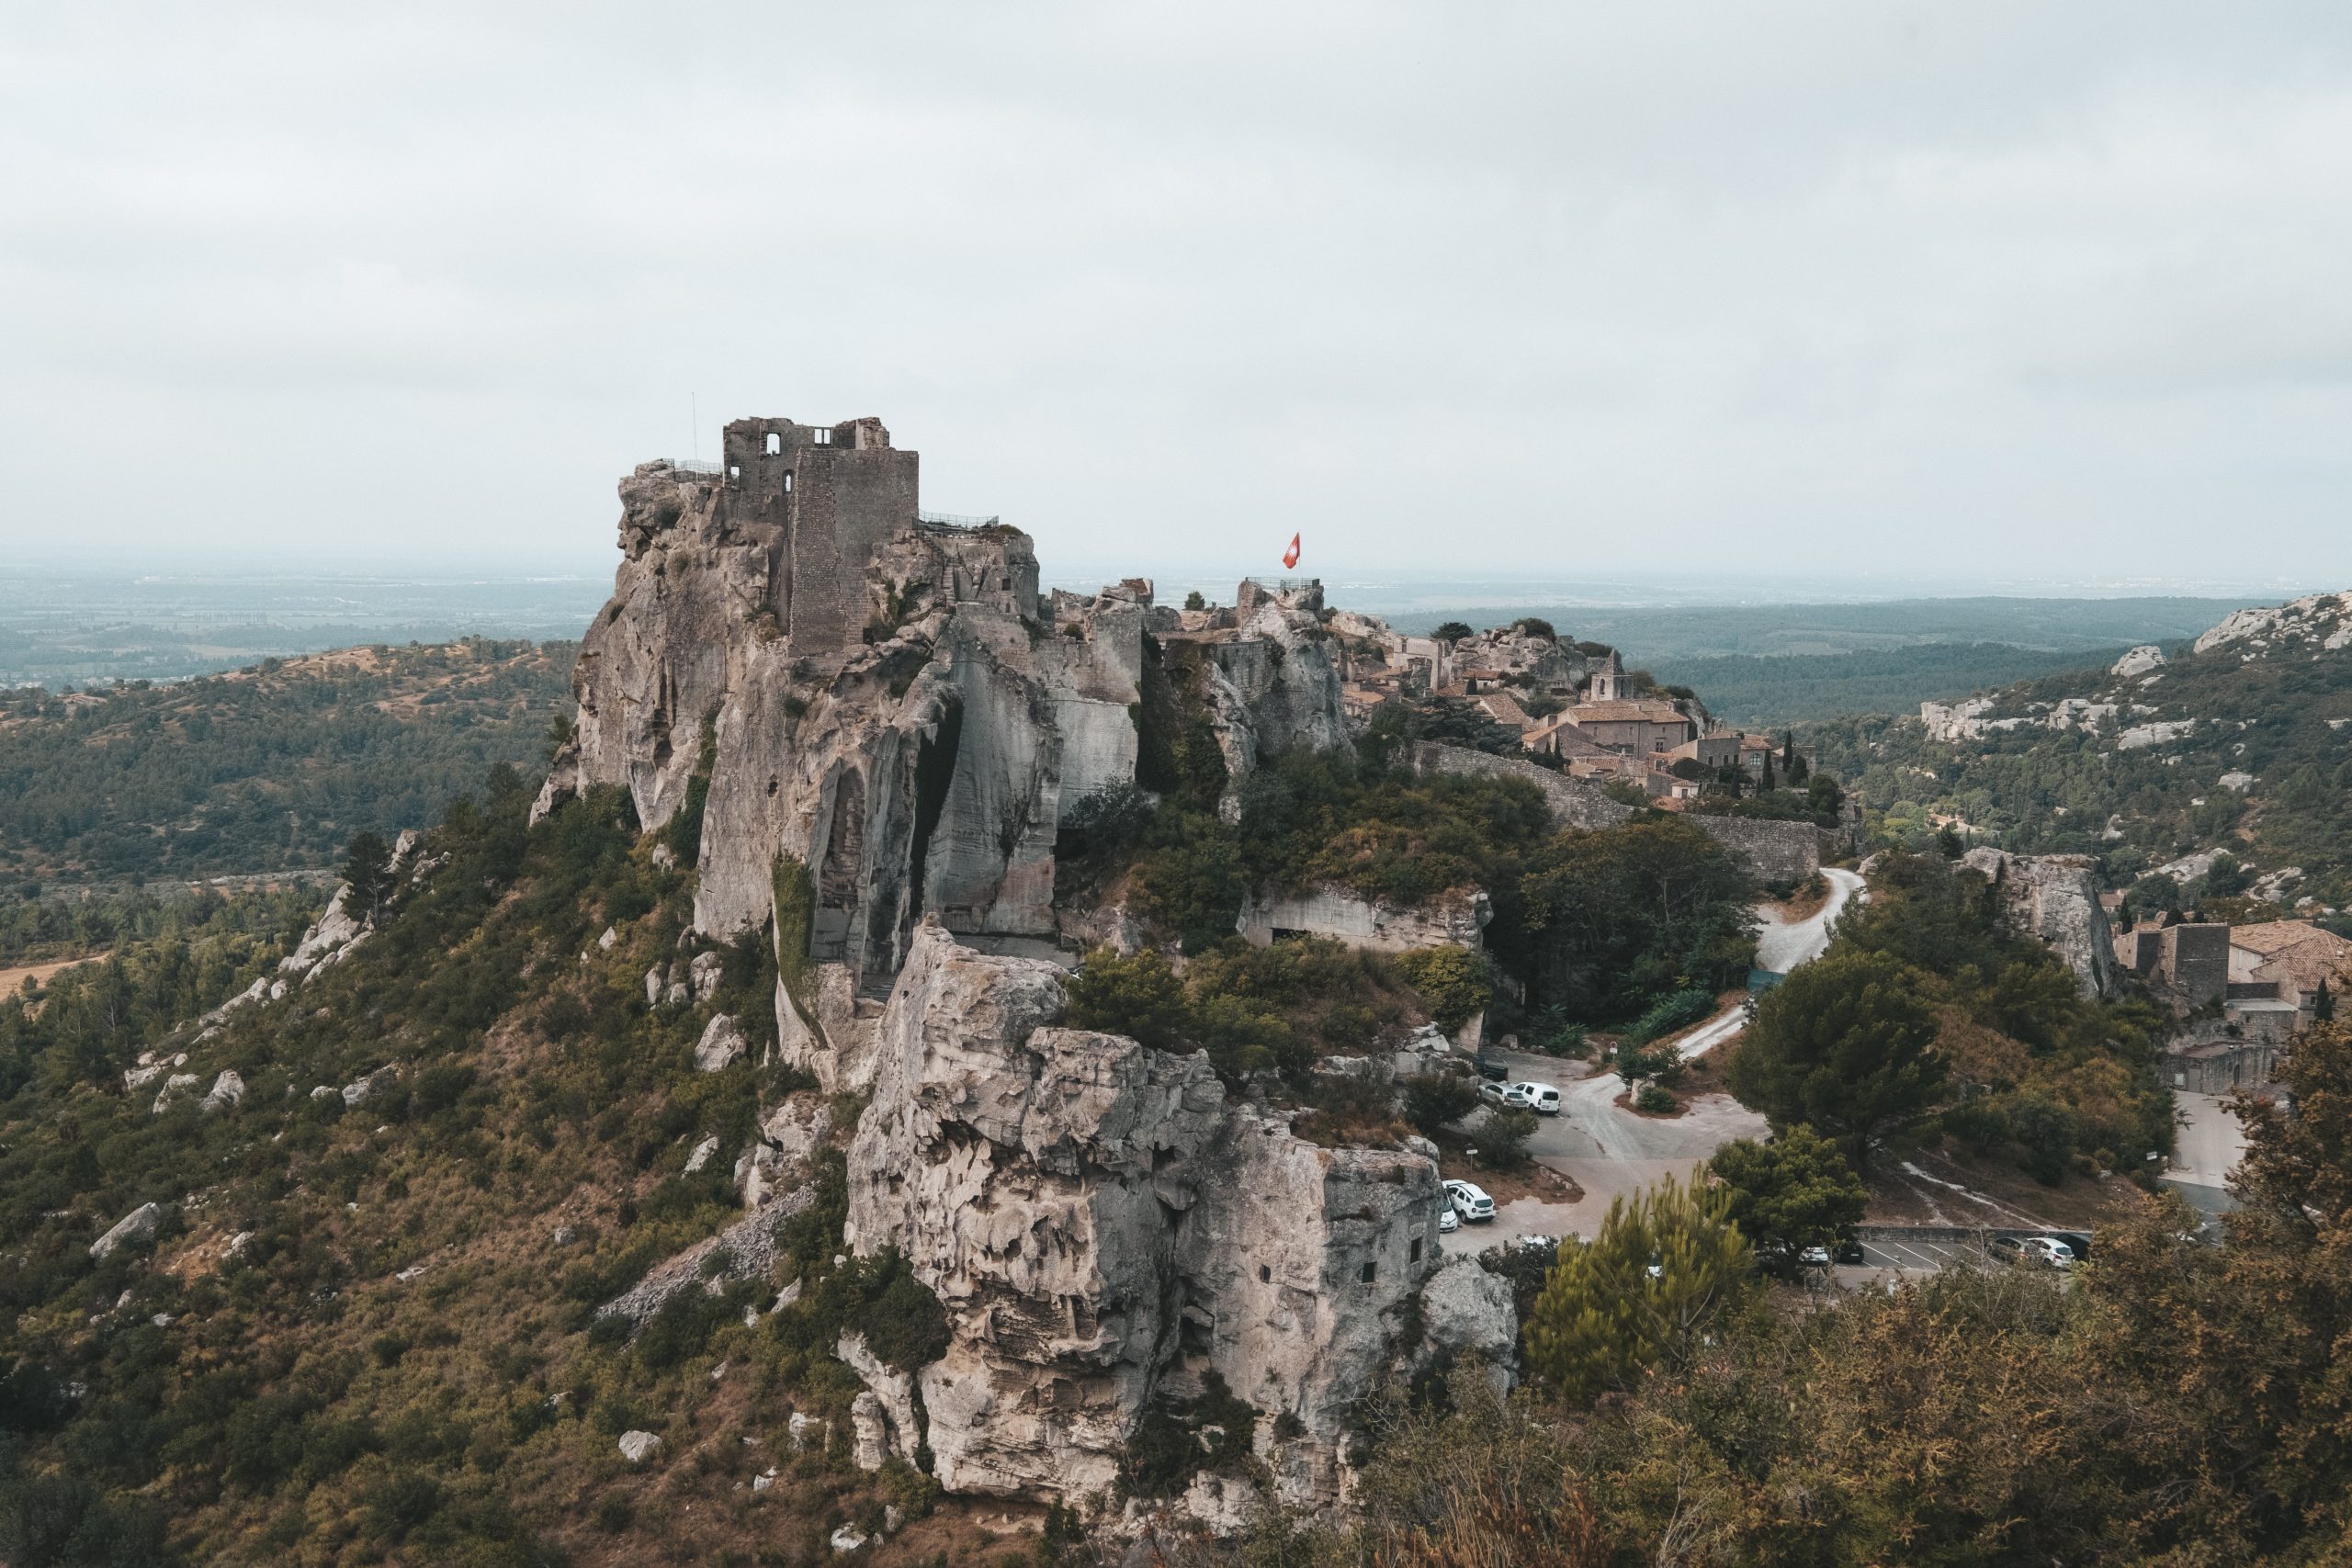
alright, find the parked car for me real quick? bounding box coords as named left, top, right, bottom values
left=1521, top=1082, right=1562, bottom=1115
left=2023, top=1236, right=2075, bottom=1269
left=1474, top=1056, right=1510, bottom=1082
left=1479, top=1079, right=1537, bottom=1108
left=1988, top=1235, right=2027, bottom=1264
left=1835, top=1237, right=1866, bottom=1265
left=1442, top=1179, right=1496, bottom=1224
left=1437, top=1204, right=1460, bottom=1234
left=1798, top=1245, right=1832, bottom=1269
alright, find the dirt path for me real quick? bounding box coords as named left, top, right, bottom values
left=0, top=955, right=100, bottom=997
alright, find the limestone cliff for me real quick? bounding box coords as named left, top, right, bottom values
left=539, top=422, right=1345, bottom=1010
left=844, top=923, right=1444, bottom=1507
left=1960, top=847, right=2115, bottom=998
left=548, top=420, right=1494, bottom=1517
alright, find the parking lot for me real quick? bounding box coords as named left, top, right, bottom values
left=1857, top=1235, right=1988, bottom=1271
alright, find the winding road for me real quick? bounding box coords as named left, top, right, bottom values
left=1473, top=866, right=1866, bottom=1242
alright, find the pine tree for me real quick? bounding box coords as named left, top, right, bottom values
left=1523, top=1168, right=1754, bottom=1405
left=341, top=830, right=395, bottom=924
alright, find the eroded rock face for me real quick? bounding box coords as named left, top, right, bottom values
left=1960, top=848, right=2115, bottom=998
left=542, top=441, right=1159, bottom=1003
left=844, top=923, right=1442, bottom=1508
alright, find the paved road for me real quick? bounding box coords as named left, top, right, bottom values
left=1467, top=868, right=1865, bottom=1241
left=1753, top=867, right=1865, bottom=976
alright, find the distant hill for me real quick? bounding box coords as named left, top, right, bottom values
left=1803, top=591, right=2352, bottom=910
left=1651, top=641, right=2139, bottom=728
left=0, top=639, right=575, bottom=886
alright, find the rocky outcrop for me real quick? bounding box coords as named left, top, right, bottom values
left=2192, top=592, right=2352, bottom=657
left=541, top=439, right=1176, bottom=1005
left=1960, top=848, right=2114, bottom=998
left=2111, top=645, right=2167, bottom=678
left=844, top=923, right=1442, bottom=1509
left=1202, top=585, right=1349, bottom=819
left=90, top=1201, right=164, bottom=1261
left=596, top=1179, right=820, bottom=1328
left=1237, top=885, right=1491, bottom=954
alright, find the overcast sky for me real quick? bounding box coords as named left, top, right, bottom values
left=5, top=4, right=2350, bottom=592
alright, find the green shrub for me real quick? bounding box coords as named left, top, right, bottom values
left=1395, top=945, right=1491, bottom=1033
left=1402, top=1074, right=1479, bottom=1137
left=1625, top=987, right=1714, bottom=1043
left=1476, top=1109, right=1538, bottom=1171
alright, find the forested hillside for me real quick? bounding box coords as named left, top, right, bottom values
left=0, top=640, right=574, bottom=887
left=1650, top=640, right=2134, bottom=727
left=1809, top=594, right=2352, bottom=910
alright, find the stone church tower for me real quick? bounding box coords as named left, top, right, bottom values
left=1589, top=649, right=1626, bottom=701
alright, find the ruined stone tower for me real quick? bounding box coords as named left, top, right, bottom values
left=717, top=416, right=920, bottom=649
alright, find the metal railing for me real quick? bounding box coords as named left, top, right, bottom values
left=665, top=458, right=726, bottom=478
left=917, top=510, right=1001, bottom=530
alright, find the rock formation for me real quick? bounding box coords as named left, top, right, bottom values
left=844, top=922, right=1445, bottom=1508
left=1959, top=847, right=2114, bottom=998
left=546, top=418, right=1510, bottom=1517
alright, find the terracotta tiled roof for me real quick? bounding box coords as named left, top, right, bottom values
left=1475, top=693, right=1531, bottom=727
left=2232, top=920, right=2352, bottom=994
left=1567, top=699, right=1690, bottom=725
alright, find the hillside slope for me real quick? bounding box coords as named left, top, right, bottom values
left=0, top=640, right=574, bottom=886
left=1808, top=591, right=2352, bottom=910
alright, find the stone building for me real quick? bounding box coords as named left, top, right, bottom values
left=1549, top=651, right=1696, bottom=756
left=2228, top=919, right=2352, bottom=1011
left=2114, top=921, right=2232, bottom=1005
left=718, top=416, right=923, bottom=649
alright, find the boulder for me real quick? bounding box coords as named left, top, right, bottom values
left=684, top=1134, right=720, bottom=1174
left=849, top=1393, right=890, bottom=1472
left=2111, top=645, right=2167, bottom=678
left=151, top=1073, right=201, bottom=1113
left=616, top=1430, right=663, bottom=1464
left=1419, top=1257, right=1517, bottom=1364
left=342, top=1065, right=398, bottom=1107
left=690, top=951, right=726, bottom=1002
left=694, top=1014, right=747, bottom=1074
left=89, top=1201, right=164, bottom=1261
left=838, top=1332, right=920, bottom=1464
left=198, top=1070, right=245, bottom=1114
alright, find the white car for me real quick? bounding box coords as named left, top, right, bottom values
left=1437, top=1204, right=1460, bottom=1234
left=1480, top=1081, right=1540, bottom=1110
left=2024, top=1236, right=2077, bottom=1269
left=1442, top=1179, right=1495, bottom=1224
left=1520, top=1082, right=1562, bottom=1115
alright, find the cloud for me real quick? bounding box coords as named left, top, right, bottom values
left=2, top=2, right=2349, bottom=588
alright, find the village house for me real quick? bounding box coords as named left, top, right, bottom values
left=1556, top=651, right=1697, bottom=754
left=2228, top=919, right=2352, bottom=1012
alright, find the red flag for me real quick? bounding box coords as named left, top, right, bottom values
left=1282, top=532, right=1301, bottom=570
